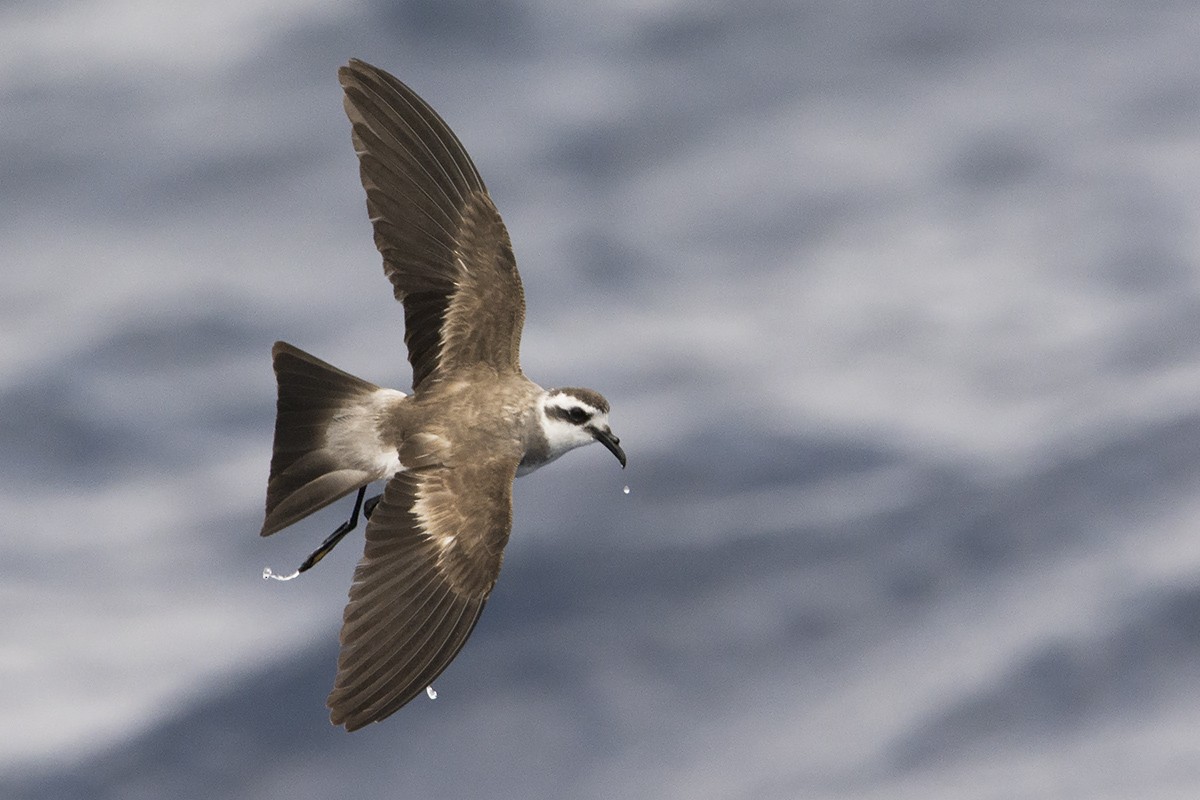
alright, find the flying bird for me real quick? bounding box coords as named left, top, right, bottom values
left=259, top=59, right=626, bottom=730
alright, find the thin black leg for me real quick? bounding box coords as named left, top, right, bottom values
left=363, top=493, right=382, bottom=519
left=298, top=486, right=367, bottom=573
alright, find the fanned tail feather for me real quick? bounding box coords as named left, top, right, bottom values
left=260, top=341, right=395, bottom=537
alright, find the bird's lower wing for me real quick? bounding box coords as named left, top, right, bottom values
left=327, top=458, right=518, bottom=730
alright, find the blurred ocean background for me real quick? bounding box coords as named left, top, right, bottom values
left=5, top=1, right=1200, bottom=797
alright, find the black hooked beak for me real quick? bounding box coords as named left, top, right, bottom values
left=588, top=425, right=627, bottom=468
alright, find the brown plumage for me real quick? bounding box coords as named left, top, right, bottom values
left=259, top=59, right=625, bottom=731
left=340, top=60, right=525, bottom=391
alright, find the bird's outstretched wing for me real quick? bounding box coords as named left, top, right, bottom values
left=339, top=59, right=525, bottom=392
left=326, top=457, right=517, bottom=730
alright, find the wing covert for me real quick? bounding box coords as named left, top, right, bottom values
left=326, top=458, right=518, bottom=730
left=338, top=59, right=526, bottom=391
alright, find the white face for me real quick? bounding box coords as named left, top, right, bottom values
left=538, top=392, right=612, bottom=461
left=522, top=388, right=624, bottom=477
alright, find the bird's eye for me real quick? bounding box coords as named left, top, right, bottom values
left=568, top=407, right=588, bottom=423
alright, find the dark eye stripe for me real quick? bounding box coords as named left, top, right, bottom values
left=547, top=405, right=591, bottom=424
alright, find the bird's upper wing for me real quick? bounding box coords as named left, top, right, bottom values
left=326, top=457, right=517, bottom=730
left=338, top=59, right=525, bottom=392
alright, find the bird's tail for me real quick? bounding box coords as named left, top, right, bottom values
left=260, top=341, right=403, bottom=537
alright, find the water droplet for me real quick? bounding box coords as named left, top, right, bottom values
left=263, top=566, right=300, bottom=582
left=426, top=685, right=438, bottom=700
left=623, top=485, right=630, bottom=495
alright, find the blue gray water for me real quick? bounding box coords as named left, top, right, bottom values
left=5, top=1, right=1200, bottom=797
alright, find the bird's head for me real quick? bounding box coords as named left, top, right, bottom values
left=535, top=387, right=626, bottom=469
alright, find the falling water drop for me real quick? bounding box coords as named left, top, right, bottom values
left=263, top=567, right=300, bottom=581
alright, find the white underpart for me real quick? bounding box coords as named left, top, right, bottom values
left=324, top=388, right=408, bottom=477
